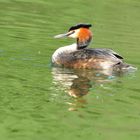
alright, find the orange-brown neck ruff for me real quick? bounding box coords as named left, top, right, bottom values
left=77, top=28, right=92, bottom=49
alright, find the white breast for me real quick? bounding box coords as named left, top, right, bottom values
left=52, top=43, right=77, bottom=63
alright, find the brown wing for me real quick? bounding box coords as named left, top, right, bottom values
left=57, top=48, right=123, bottom=69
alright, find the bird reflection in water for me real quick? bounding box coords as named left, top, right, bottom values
left=51, top=67, right=129, bottom=111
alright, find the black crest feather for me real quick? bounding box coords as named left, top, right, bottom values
left=69, top=23, right=92, bottom=31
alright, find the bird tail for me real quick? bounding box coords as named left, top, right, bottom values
left=113, top=62, right=137, bottom=73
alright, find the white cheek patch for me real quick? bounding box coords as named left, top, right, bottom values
left=68, top=29, right=80, bottom=38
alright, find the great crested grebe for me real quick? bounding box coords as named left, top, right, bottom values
left=52, top=23, right=134, bottom=71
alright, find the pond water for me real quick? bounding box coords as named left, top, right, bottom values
left=0, top=0, right=140, bottom=140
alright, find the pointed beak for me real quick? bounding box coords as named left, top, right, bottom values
left=54, top=31, right=75, bottom=38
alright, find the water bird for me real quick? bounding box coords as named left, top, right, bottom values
left=52, top=23, right=135, bottom=72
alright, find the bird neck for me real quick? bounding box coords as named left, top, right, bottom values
left=76, top=28, right=92, bottom=49
left=77, top=37, right=92, bottom=49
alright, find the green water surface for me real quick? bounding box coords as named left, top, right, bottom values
left=0, top=0, right=140, bottom=140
